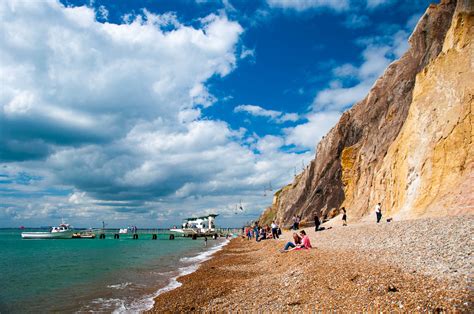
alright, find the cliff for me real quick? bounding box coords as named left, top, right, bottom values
left=261, top=0, right=473, bottom=226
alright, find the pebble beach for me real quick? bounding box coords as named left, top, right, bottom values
left=148, top=215, right=473, bottom=312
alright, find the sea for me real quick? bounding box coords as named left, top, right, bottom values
left=0, top=229, right=229, bottom=313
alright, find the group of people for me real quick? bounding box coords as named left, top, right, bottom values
left=244, top=221, right=282, bottom=242
left=244, top=202, right=385, bottom=253
left=312, top=202, right=383, bottom=231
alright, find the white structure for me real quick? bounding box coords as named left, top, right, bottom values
left=170, top=214, right=218, bottom=236
left=21, top=222, right=74, bottom=239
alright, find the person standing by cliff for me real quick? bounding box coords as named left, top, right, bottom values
left=341, top=207, right=347, bottom=226
left=375, top=203, right=382, bottom=223
left=271, top=221, right=279, bottom=239
left=314, top=214, right=321, bottom=231
left=292, top=215, right=298, bottom=230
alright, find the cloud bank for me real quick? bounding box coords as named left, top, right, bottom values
left=0, top=0, right=312, bottom=227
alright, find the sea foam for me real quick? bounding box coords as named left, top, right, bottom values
left=113, top=238, right=230, bottom=313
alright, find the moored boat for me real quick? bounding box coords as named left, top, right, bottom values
left=170, top=214, right=218, bottom=237
left=21, top=223, right=74, bottom=239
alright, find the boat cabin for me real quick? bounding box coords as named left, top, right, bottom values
left=51, top=224, right=70, bottom=233
left=182, top=214, right=218, bottom=233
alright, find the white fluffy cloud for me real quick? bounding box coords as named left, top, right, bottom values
left=0, top=0, right=314, bottom=227
left=284, top=111, right=341, bottom=149
left=312, top=29, right=409, bottom=112
left=1, top=1, right=243, bottom=159
left=234, top=104, right=299, bottom=123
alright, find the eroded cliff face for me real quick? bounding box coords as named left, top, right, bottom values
left=261, top=0, right=473, bottom=226
left=370, top=0, right=473, bottom=220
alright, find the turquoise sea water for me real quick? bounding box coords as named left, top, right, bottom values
left=0, top=229, right=227, bottom=313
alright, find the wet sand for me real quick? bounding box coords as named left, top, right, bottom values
left=148, top=216, right=473, bottom=312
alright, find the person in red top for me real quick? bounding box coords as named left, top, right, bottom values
left=280, top=230, right=312, bottom=252
left=293, top=230, right=312, bottom=250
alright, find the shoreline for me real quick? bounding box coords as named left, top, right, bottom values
left=137, top=238, right=231, bottom=312
left=148, top=215, right=473, bottom=312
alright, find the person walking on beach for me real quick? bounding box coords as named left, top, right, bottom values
left=271, top=221, right=279, bottom=239
left=314, top=214, right=321, bottom=231
left=375, top=203, right=382, bottom=223
left=341, top=207, right=347, bottom=226
left=204, top=236, right=208, bottom=247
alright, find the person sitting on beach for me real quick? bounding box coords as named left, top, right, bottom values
left=257, top=228, right=267, bottom=242
left=294, top=230, right=312, bottom=250
left=281, top=230, right=312, bottom=252
left=265, top=224, right=271, bottom=235
left=280, top=232, right=302, bottom=252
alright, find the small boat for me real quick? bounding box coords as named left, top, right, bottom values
left=21, top=222, right=74, bottom=239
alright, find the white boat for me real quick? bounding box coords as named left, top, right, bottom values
left=170, top=214, right=218, bottom=236
left=21, top=223, right=74, bottom=239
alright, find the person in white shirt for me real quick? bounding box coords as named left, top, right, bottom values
left=375, top=203, right=382, bottom=223
left=271, top=221, right=279, bottom=239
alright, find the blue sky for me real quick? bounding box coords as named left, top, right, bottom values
left=0, top=0, right=430, bottom=227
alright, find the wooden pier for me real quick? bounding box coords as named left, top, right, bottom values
left=76, top=228, right=243, bottom=240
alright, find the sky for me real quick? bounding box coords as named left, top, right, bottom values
left=0, top=0, right=431, bottom=228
